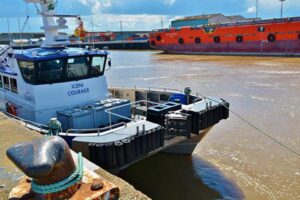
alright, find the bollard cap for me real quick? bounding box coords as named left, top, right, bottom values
left=6, top=136, right=76, bottom=185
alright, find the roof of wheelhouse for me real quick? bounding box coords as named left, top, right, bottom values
left=14, top=47, right=109, bottom=62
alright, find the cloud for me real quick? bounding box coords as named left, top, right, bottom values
left=81, top=14, right=181, bottom=31
left=0, top=13, right=181, bottom=33
left=247, top=6, right=256, bottom=13
left=165, top=0, right=176, bottom=5
left=78, top=0, right=111, bottom=14
left=245, top=0, right=300, bottom=17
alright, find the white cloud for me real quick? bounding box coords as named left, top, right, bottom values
left=0, top=13, right=181, bottom=33
left=165, top=0, right=176, bottom=5
left=78, top=0, right=111, bottom=14
left=81, top=14, right=181, bottom=31
left=246, top=0, right=300, bottom=11
left=247, top=6, right=256, bottom=13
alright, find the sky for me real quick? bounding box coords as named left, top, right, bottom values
left=0, top=0, right=299, bottom=33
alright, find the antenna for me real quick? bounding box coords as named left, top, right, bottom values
left=256, top=0, right=259, bottom=19
left=17, top=18, right=24, bottom=54
left=120, top=21, right=123, bottom=41
left=279, top=0, right=286, bottom=18
left=6, top=19, right=12, bottom=44
left=26, top=3, right=30, bottom=32
left=25, top=0, right=77, bottom=47
left=92, top=15, right=95, bottom=49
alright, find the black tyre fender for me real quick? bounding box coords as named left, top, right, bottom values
left=236, top=35, right=243, bottom=43
left=178, top=38, right=184, bottom=44
left=214, top=36, right=220, bottom=43
left=195, top=37, right=201, bottom=44
left=267, top=34, right=276, bottom=42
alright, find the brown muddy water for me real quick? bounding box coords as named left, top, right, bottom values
left=106, top=51, right=300, bottom=200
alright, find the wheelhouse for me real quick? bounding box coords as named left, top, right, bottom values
left=15, top=48, right=109, bottom=85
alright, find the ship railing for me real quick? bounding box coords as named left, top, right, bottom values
left=65, top=122, right=127, bottom=136
left=105, top=99, right=162, bottom=128
left=110, top=85, right=183, bottom=94
left=4, top=111, right=49, bottom=133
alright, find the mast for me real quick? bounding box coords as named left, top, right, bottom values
left=25, top=0, right=77, bottom=47
left=279, top=0, right=285, bottom=18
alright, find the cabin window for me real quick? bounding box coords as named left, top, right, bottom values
left=203, top=26, right=216, bottom=33
left=18, top=55, right=107, bottom=85
left=0, top=76, right=3, bottom=88
left=36, top=59, right=64, bottom=83
left=18, top=61, right=35, bottom=84
left=10, top=78, right=18, bottom=93
left=91, top=56, right=105, bottom=76
left=66, top=57, right=89, bottom=79
left=3, top=76, right=10, bottom=90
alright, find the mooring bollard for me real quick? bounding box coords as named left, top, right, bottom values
left=6, top=136, right=120, bottom=200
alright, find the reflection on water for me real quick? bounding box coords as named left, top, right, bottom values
left=119, top=153, right=244, bottom=200
left=192, top=156, right=244, bottom=200
left=107, top=51, right=300, bottom=200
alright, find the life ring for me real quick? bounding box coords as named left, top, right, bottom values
left=236, top=35, right=243, bottom=43
left=195, top=37, right=201, bottom=44
left=267, top=34, right=276, bottom=42
left=6, top=103, right=17, bottom=116
left=178, top=38, right=184, bottom=44
left=150, top=40, right=156, bottom=46
left=156, top=35, right=161, bottom=41
left=214, top=36, right=220, bottom=43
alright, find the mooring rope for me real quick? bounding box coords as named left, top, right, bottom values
left=31, top=152, right=83, bottom=194
left=196, top=93, right=300, bottom=157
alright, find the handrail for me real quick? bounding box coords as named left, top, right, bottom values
left=105, top=100, right=162, bottom=128
left=110, top=86, right=183, bottom=94
left=66, top=122, right=127, bottom=136
left=4, top=112, right=48, bottom=132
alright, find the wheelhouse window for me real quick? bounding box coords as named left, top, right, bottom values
left=18, top=55, right=106, bottom=85
left=0, top=75, right=2, bottom=88
left=19, top=61, right=35, bottom=84
left=36, top=59, right=64, bottom=83
left=10, top=78, right=18, bottom=93
left=91, top=56, right=105, bottom=76
left=3, top=76, right=9, bottom=90
left=66, top=57, right=89, bottom=79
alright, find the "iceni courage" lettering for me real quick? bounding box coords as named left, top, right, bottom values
left=68, top=83, right=90, bottom=96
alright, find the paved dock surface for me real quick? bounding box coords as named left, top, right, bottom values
left=0, top=113, right=150, bottom=200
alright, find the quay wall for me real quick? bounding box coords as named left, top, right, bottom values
left=0, top=112, right=150, bottom=200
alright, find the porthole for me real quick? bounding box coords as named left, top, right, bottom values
left=195, top=37, right=201, bottom=44
left=236, top=35, right=243, bottom=43
left=214, top=36, right=220, bottom=43
left=178, top=38, right=184, bottom=44
left=267, top=34, right=276, bottom=42
left=156, top=35, right=161, bottom=41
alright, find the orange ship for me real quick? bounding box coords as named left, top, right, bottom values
left=150, top=17, right=300, bottom=56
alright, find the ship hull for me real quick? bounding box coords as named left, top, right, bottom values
left=155, top=40, right=300, bottom=56
left=150, top=17, right=300, bottom=56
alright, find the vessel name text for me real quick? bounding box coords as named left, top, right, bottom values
left=68, top=83, right=90, bottom=96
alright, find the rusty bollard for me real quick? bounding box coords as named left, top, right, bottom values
left=6, top=136, right=120, bottom=200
